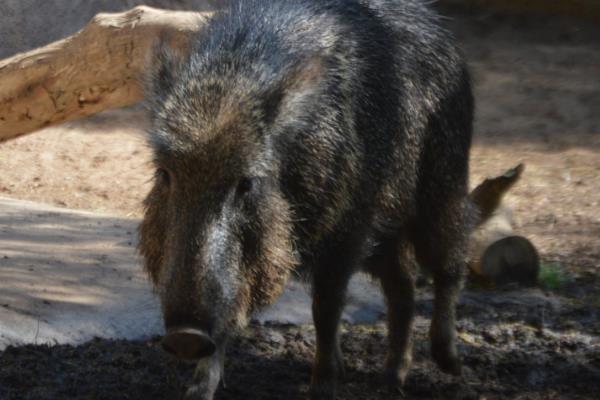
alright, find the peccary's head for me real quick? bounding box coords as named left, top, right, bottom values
left=138, top=44, right=309, bottom=370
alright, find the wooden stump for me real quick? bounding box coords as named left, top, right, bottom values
left=479, top=235, right=540, bottom=286
left=469, top=164, right=540, bottom=286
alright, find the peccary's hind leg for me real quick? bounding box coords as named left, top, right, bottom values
left=310, top=255, right=353, bottom=400
left=429, top=261, right=463, bottom=376
left=413, top=199, right=468, bottom=377
left=370, top=238, right=416, bottom=387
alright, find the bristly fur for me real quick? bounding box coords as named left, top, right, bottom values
left=139, top=1, right=474, bottom=398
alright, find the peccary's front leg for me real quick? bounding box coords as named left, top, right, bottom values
left=310, top=263, right=352, bottom=400
left=184, top=345, right=225, bottom=400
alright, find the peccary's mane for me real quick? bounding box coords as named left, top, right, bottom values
left=145, top=0, right=458, bottom=156
left=188, top=0, right=449, bottom=85
left=188, top=1, right=334, bottom=91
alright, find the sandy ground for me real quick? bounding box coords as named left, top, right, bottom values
left=1, top=4, right=599, bottom=400
left=0, top=197, right=390, bottom=350
left=0, top=197, right=161, bottom=349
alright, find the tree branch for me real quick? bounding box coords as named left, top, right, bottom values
left=0, top=6, right=213, bottom=142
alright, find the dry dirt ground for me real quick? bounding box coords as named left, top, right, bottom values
left=1, top=4, right=600, bottom=400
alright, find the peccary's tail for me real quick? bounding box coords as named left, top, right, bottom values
left=469, top=164, right=525, bottom=229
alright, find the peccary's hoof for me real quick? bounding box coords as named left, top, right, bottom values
left=384, top=382, right=406, bottom=398
left=384, top=367, right=409, bottom=389
left=309, top=381, right=337, bottom=400
left=433, top=353, right=463, bottom=376
left=384, top=354, right=412, bottom=388
left=431, top=334, right=462, bottom=376
left=184, top=385, right=211, bottom=400
left=383, top=373, right=407, bottom=398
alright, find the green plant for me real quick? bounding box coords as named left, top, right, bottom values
left=539, top=262, right=570, bottom=289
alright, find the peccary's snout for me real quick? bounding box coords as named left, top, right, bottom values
left=162, top=327, right=216, bottom=361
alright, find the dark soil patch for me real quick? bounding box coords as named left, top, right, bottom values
left=2, top=281, right=600, bottom=400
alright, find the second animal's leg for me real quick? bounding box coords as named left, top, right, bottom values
left=310, top=255, right=353, bottom=400
left=371, top=238, right=416, bottom=386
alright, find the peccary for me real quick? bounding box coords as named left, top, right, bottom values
left=139, top=0, right=473, bottom=398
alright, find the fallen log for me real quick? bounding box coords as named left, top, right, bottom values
left=0, top=6, right=214, bottom=142
left=469, top=164, right=540, bottom=286
left=478, top=235, right=540, bottom=286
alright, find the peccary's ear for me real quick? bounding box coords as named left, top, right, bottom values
left=263, top=84, right=286, bottom=125
left=146, top=33, right=187, bottom=98
left=286, top=55, right=325, bottom=90
left=263, top=55, right=325, bottom=124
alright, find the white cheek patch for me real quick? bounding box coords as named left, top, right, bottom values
left=201, top=212, right=240, bottom=302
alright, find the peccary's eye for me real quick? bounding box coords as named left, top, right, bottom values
left=236, top=177, right=255, bottom=196
left=156, top=168, right=171, bottom=186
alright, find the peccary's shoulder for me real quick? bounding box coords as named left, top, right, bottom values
left=190, top=0, right=464, bottom=80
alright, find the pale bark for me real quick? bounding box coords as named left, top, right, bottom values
left=0, top=6, right=213, bottom=142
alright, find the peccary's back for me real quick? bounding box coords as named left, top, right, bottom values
left=192, top=0, right=473, bottom=247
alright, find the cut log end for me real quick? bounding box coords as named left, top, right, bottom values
left=475, top=235, right=540, bottom=287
